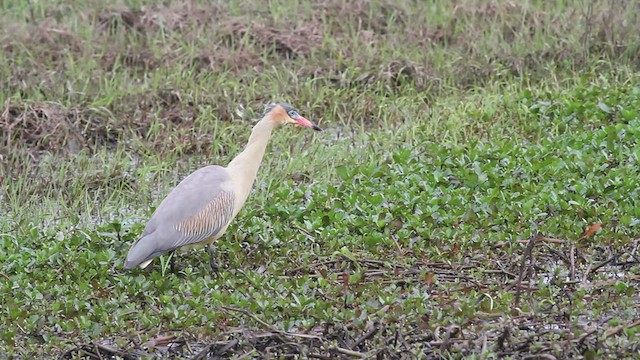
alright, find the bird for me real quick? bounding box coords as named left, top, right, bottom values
left=124, top=102, right=322, bottom=271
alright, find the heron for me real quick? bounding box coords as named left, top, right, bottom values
left=124, top=102, right=321, bottom=271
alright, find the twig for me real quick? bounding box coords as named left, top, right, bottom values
left=360, top=258, right=395, bottom=267
left=193, top=339, right=240, bottom=359
left=582, top=253, right=621, bottom=282
left=569, top=244, right=575, bottom=281
left=0, top=271, right=10, bottom=281
left=329, top=346, right=368, bottom=358
left=285, top=259, right=340, bottom=275
left=495, top=326, right=510, bottom=352
left=218, top=306, right=322, bottom=340
left=217, top=338, right=239, bottom=355
left=292, top=223, right=316, bottom=241
left=352, top=322, right=379, bottom=350
left=192, top=344, right=213, bottom=360
left=439, top=325, right=461, bottom=352
left=518, top=237, right=564, bottom=244
left=523, top=354, right=557, bottom=360
left=219, top=306, right=278, bottom=331
left=605, top=319, right=640, bottom=338
left=541, top=243, right=569, bottom=266
left=512, top=233, right=540, bottom=312
left=95, top=343, right=104, bottom=360
left=342, top=271, right=350, bottom=309
left=236, top=349, right=258, bottom=360
left=390, top=234, right=404, bottom=254
left=576, top=328, right=598, bottom=346
left=308, top=354, right=333, bottom=360
left=77, top=349, right=99, bottom=359
left=582, top=262, right=593, bottom=283
left=427, top=339, right=466, bottom=347
left=542, top=237, right=564, bottom=244
left=590, top=253, right=621, bottom=273
left=393, top=328, right=411, bottom=351
left=491, top=261, right=518, bottom=278
left=79, top=343, right=136, bottom=360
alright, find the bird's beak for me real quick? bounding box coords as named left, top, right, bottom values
left=294, top=116, right=322, bottom=131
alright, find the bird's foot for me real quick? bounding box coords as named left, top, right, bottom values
left=209, top=258, right=220, bottom=274
left=207, top=245, right=220, bottom=275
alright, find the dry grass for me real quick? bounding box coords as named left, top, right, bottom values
left=2, top=0, right=639, bottom=161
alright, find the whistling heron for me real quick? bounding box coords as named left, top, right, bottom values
left=124, top=103, right=321, bottom=270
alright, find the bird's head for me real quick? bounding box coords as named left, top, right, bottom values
left=264, top=102, right=322, bottom=131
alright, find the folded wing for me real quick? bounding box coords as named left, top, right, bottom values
left=124, top=165, right=236, bottom=269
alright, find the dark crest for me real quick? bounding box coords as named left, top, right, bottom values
left=262, top=102, right=297, bottom=117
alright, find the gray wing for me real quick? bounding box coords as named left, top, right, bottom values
left=124, top=165, right=235, bottom=269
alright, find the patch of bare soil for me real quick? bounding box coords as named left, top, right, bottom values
left=95, top=2, right=223, bottom=35
left=185, top=18, right=325, bottom=74
left=187, top=46, right=263, bottom=73
left=0, top=88, right=224, bottom=161
left=222, top=20, right=323, bottom=60
left=100, top=46, right=158, bottom=72
left=2, top=18, right=83, bottom=62
left=0, top=102, right=115, bottom=156
left=312, top=0, right=408, bottom=35
left=94, top=2, right=324, bottom=73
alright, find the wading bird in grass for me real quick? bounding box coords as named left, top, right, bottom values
left=124, top=103, right=321, bottom=271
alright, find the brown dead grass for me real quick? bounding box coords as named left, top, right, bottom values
left=312, top=0, right=409, bottom=35
left=1, top=0, right=639, bottom=160
left=100, top=46, right=158, bottom=72
left=95, top=2, right=224, bottom=35
left=223, top=20, right=324, bottom=60
left=0, top=102, right=112, bottom=156
left=2, top=19, right=83, bottom=61
left=0, top=89, right=219, bottom=160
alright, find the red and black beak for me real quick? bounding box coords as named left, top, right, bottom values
left=294, top=116, right=322, bottom=131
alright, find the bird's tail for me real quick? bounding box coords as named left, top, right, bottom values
left=124, top=234, right=158, bottom=269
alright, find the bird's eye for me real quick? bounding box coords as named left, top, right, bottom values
left=288, top=110, right=298, bottom=118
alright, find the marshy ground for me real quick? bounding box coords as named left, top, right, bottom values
left=1, top=0, right=640, bottom=358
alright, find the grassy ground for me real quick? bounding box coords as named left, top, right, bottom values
left=2, top=0, right=640, bottom=358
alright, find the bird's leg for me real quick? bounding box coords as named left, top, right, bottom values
left=169, top=250, right=177, bottom=274
left=207, top=244, right=220, bottom=274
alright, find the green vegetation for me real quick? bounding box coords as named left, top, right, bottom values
left=2, top=0, right=640, bottom=358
